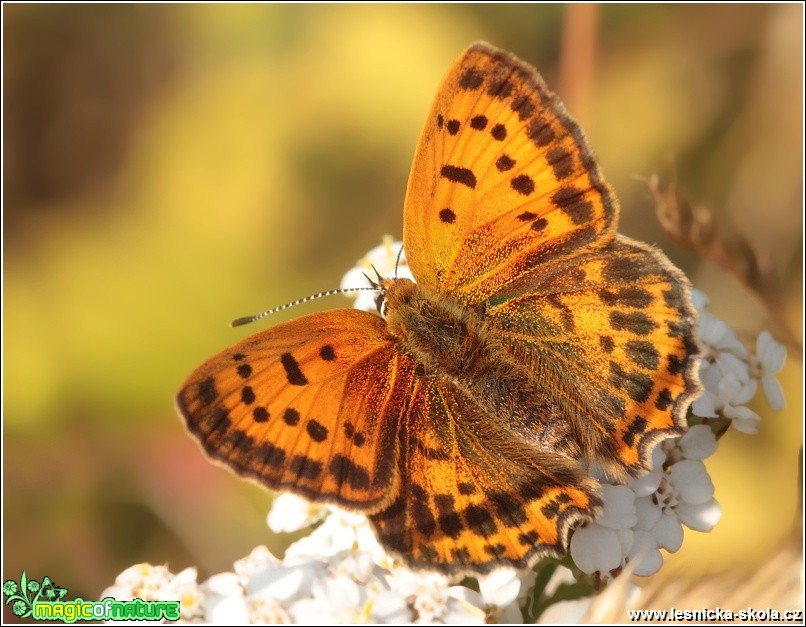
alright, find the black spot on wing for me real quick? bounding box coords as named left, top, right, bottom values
left=527, top=116, right=555, bottom=146
left=547, top=146, right=574, bottom=179
left=496, top=154, right=515, bottom=172
left=328, top=454, right=370, bottom=490
left=306, top=419, right=329, bottom=443
left=609, top=362, right=653, bottom=403
left=551, top=186, right=594, bottom=226
left=290, top=455, right=322, bottom=480
left=435, top=494, right=463, bottom=539
left=464, top=505, right=497, bottom=537
left=491, top=124, right=507, bottom=141
left=622, top=415, right=648, bottom=447
left=625, top=340, right=660, bottom=370
left=460, top=68, right=484, bottom=90
left=252, top=406, right=269, bottom=423
left=441, top=165, right=477, bottom=189
left=241, top=386, right=256, bottom=405
left=198, top=377, right=217, bottom=405
left=655, top=388, right=673, bottom=410
left=511, top=174, right=535, bottom=196
left=470, top=115, right=488, bottom=130
left=609, top=311, right=657, bottom=336
left=283, top=407, right=300, bottom=426
left=439, top=208, right=456, bottom=223
left=280, top=353, right=308, bottom=386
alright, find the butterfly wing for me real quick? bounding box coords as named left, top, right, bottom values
left=177, top=309, right=416, bottom=511
left=485, top=235, right=700, bottom=478
left=403, top=41, right=617, bottom=304
left=370, top=375, right=600, bottom=573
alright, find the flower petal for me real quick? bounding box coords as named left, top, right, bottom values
left=669, top=459, right=714, bottom=505
left=477, top=568, right=521, bottom=608
left=724, top=404, right=761, bottom=434
left=757, top=331, right=786, bottom=372
left=678, top=424, right=717, bottom=460
left=651, top=512, right=683, bottom=552
left=570, top=524, right=623, bottom=574
left=762, top=374, right=786, bottom=411
left=596, top=484, right=637, bottom=530
left=634, top=496, right=662, bottom=531
left=676, top=498, right=722, bottom=531
left=627, top=530, right=663, bottom=577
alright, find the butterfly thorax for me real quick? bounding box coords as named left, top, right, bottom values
left=381, top=278, right=584, bottom=460
left=381, top=278, right=493, bottom=380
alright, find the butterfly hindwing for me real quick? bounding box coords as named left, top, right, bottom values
left=177, top=309, right=416, bottom=511
left=486, top=235, right=700, bottom=477
left=403, top=42, right=618, bottom=305
left=370, top=376, right=600, bottom=573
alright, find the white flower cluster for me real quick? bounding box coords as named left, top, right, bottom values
left=570, top=425, right=722, bottom=578
left=691, top=290, right=786, bottom=433
left=103, top=500, right=529, bottom=623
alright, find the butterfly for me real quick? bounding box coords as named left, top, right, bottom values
left=177, top=42, right=700, bottom=574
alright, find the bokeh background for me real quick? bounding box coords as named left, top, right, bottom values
left=4, top=3, right=802, bottom=610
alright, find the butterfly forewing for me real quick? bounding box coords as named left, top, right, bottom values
left=403, top=42, right=618, bottom=305
left=177, top=309, right=414, bottom=511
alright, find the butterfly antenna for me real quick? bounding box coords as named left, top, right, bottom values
left=394, top=245, right=405, bottom=278
left=231, top=287, right=376, bottom=327
left=370, top=264, right=384, bottom=283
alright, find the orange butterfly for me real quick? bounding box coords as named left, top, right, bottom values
left=177, top=42, right=700, bottom=574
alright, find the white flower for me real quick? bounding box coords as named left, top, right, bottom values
left=689, top=288, right=709, bottom=312
left=476, top=568, right=523, bottom=623
left=538, top=597, right=595, bottom=624
left=340, top=236, right=414, bottom=312
left=388, top=568, right=451, bottom=623
left=631, top=457, right=720, bottom=578
left=166, top=567, right=203, bottom=620
left=233, top=545, right=281, bottom=581
left=288, top=571, right=365, bottom=623
left=570, top=523, right=632, bottom=575
left=444, top=586, right=487, bottom=623
left=692, top=370, right=761, bottom=433
left=626, top=529, right=664, bottom=577
left=753, top=330, right=787, bottom=411
left=101, top=563, right=181, bottom=603
left=247, top=555, right=321, bottom=604
left=370, top=589, right=413, bottom=623
left=201, top=572, right=249, bottom=624
left=284, top=509, right=388, bottom=567
left=676, top=424, right=718, bottom=460
left=697, top=312, right=749, bottom=361
left=629, top=446, right=665, bottom=497
left=267, top=493, right=328, bottom=534
left=596, top=484, right=638, bottom=529
left=570, top=483, right=636, bottom=575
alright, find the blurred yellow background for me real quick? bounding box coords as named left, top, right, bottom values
left=4, top=3, right=802, bottom=607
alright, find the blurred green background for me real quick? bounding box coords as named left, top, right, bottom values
left=4, top=3, right=802, bottom=606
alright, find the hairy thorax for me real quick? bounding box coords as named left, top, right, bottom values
left=380, top=278, right=582, bottom=460
left=382, top=278, right=492, bottom=380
